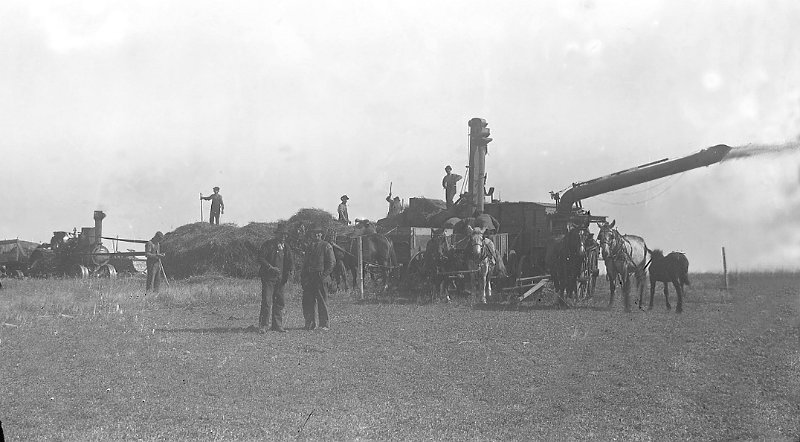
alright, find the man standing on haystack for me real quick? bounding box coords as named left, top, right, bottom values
left=337, top=195, right=350, bottom=225
left=301, top=227, right=336, bottom=330
left=442, top=165, right=462, bottom=209
left=257, top=224, right=294, bottom=333
left=200, top=186, right=225, bottom=225
left=145, top=231, right=165, bottom=294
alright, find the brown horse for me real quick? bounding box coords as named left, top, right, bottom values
left=598, top=220, right=648, bottom=312
left=545, top=226, right=587, bottom=307
left=421, top=231, right=463, bottom=302
left=648, top=250, right=690, bottom=313
left=348, top=233, right=398, bottom=296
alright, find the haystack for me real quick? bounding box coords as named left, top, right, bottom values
left=160, top=208, right=344, bottom=279
left=161, top=222, right=276, bottom=279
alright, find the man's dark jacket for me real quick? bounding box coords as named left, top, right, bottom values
left=258, top=238, right=294, bottom=284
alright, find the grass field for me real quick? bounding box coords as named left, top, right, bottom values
left=1, top=272, right=798, bottom=441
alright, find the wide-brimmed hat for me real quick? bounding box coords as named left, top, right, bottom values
left=213, top=186, right=220, bottom=191
left=445, top=165, right=452, bottom=171
left=340, top=195, right=349, bottom=201
left=152, top=231, right=164, bottom=241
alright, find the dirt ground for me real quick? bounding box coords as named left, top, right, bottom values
left=0, top=273, right=798, bottom=440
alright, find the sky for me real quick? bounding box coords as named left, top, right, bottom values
left=1, top=0, right=799, bottom=272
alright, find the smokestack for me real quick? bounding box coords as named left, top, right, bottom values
left=93, top=210, right=106, bottom=245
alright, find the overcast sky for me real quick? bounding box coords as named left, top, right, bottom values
left=2, top=0, right=799, bottom=272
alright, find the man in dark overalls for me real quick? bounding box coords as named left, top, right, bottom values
left=200, top=186, right=225, bottom=225
left=301, top=227, right=336, bottom=330
left=257, top=224, right=294, bottom=333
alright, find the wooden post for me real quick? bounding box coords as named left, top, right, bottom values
left=722, top=246, right=729, bottom=291
left=357, top=236, right=364, bottom=300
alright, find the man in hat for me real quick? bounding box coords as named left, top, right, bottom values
left=301, top=227, right=336, bottom=330
left=257, top=224, right=294, bottom=333
left=337, top=195, right=350, bottom=225
left=200, top=186, right=225, bottom=225
left=442, top=165, right=462, bottom=209
left=145, top=231, right=165, bottom=293
left=385, top=194, right=403, bottom=218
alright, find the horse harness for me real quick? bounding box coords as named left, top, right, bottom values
left=602, top=228, right=649, bottom=273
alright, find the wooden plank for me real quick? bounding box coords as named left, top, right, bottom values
left=518, top=278, right=548, bottom=301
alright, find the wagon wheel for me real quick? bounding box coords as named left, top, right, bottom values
left=587, top=252, right=599, bottom=299
left=403, top=251, right=427, bottom=299
left=72, top=264, right=90, bottom=279
left=575, top=255, right=592, bottom=305
left=97, top=264, right=117, bottom=279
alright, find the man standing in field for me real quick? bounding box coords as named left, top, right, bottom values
left=442, top=165, right=462, bottom=209
left=257, top=224, right=294, bottom=333
left=145, top=231, right=165, bottom=294
left=200, top=186, right=225, bottom=225
left=301, top=227, right=336, bottom=330
left=337, top=195, right=350, bottom=225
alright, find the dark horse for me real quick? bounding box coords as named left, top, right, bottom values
left=545, top=226, right=586, bottom=307
left=598, top=220, right=648, bottom=312
left=648, top=249, right=690, bottom=313
left=347, top=233, right=398, bottom=296
left=421, top=231, right=464, bottom=302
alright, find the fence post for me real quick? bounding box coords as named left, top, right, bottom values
left=722, top=246, right=729, bottom=291
left=357, top=236, right=364, bottom=300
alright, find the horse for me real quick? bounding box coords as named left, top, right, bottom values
left=329, top=242, right=352, bottom=291
left=347, top=232, right=398, bottom=296
left=545, top=226, right=587, bottom=307
left=420, top=231, right=468, bottom=302
left=465, top=229, right=498, bottom=304
left=597, top=220, right=649, bottom=312
left=648, top=250, right=690, bottom=313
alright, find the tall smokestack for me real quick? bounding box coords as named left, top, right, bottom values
left=93, top=210, right=106, bottom=245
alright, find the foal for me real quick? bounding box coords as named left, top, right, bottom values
left=648, top=249, right=690, bottom=313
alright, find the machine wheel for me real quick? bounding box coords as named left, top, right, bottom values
left=73, top=265, right=90, bottom=279
left=402, top=251, right=427, bottom=298
left=98, top=264, right=117, bottom=279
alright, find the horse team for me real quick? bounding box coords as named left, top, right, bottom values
left=327, top=218, right=690, bottom=313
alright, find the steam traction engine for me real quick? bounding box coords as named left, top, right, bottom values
left=29, top=211, right=123, bottom=278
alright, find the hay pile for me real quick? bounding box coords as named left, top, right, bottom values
left=160, top=208, right=344, bottom=279
left=161, top=222, right=276, bottom=279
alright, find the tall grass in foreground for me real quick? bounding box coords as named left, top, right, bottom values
left=0, top=275, right=282, bottom=324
